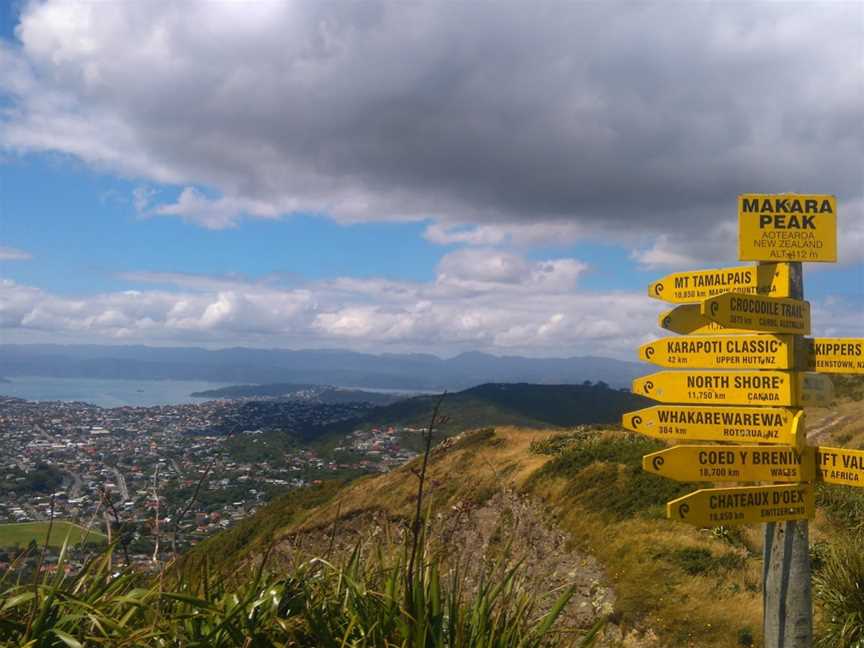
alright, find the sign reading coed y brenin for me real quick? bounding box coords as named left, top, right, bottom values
left=738, top=193, right=837, bottom=263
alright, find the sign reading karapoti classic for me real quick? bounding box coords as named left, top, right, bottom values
left=639, top=334, right=794, bottom=369
left=701, top=293, right=811, bottom=335
left=667, top=484, right=815, bottom=527
left=738, top=193, right=837, bottom=262
left=643, top=445, right=814, bottom=483
left=648, top=263, right=792, bottom=304
left=622, top=405, right=804, bottom=448
left=805, top=338, right=864, bottom=374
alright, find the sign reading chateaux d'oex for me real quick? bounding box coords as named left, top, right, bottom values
left=738, top=193, right=837, bottom=263
left=648, top=263, right=792, bottom=303
left=667, top=484, right=815, bottom=527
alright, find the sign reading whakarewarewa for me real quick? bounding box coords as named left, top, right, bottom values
left=621, top=406, right=804, bottom=448
left=639, top=334, right=794, bottom=369
left=701, top=293, right=811, bottom=336
left=643, top=445, right=814, bottom=483
left=738, top=193, right=837, bottom=263
left=667, top=484, right=815, bottom=527
left=648, top=263, right=792, bottom=304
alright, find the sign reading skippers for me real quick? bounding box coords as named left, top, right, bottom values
left=738, top=193, right=837, bottom=262
left=806, top=338, right=864, bottom=374
left=701, top=293, right=811, bottom=336
left=639, top=334, right=793, bottom=369
left=648, top=263, right=792, bottom=304
left=667, top=484, right=814, bottom=527
left=622, top=406, right=804, bottom=448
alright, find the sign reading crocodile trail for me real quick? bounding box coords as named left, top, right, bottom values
left=816, top=446, right=864, bottom=487
left=668, top=484, right=815, bottom=526
left=633, top=370, right=801, bottom=406
left=659, top=305, right=752, bottom=336
left=640, top=334, right=793, bottom=369
left=644, top=445, right=814, bottom=483
left=739, top=193, right=837, bottom=263
left=648, top=263, right=792, bottom=304
left=701, top=293, right=811, bottom=335
left=806, top=338, right=864, bottom=374
left=622, top=406, right=804, bottom=448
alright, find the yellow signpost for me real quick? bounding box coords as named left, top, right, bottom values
left=639, top=334, right=794, bottom=369
left=625, top=194, right=850, bottom=645
left=633, top=370, right=804, bottom=406
left=701, top=293, right=811, bottom=335
left=738, top=193, right=837, bottom=263
left=816, top=446, right=864, bottom=487
left=643, top=445, right=814, bottom=483
left=806, top=338, right=864, bottom=374
left=648, top=263, right=792, bottom=303
left=667, top=484, right=815, bottom=527
left=659, top=305, right=751, bottom=336
left=621, top=405, right=804, bottom=448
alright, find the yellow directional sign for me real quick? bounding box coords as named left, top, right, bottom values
left=633, top=370, right=802, bottom=406
left=806, top=338, right=864, bottom=374
left=648, top=263, right=792, bottom=304
left=639, top=334, right=794, bottom=370
left=659, top=305, right=752, bottom=336
left=701, top=292, right=811, bottom=335
left=668, top=484, right=815, bottom=526
left=622, top=405, right=804, bottom=448
left=644, top=445, right=814, bottom=483
left=816, top=446, right=864, bottom=487
left=739, top=193, right=837, bottom=263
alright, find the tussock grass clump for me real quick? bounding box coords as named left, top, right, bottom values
left=816, top=483, right=864, bottom=532
left=0, top=536, right=601, bottom=647
left=814, top=534, right=864, bottom=648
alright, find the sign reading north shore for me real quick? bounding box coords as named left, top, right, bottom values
left=648, top=263, right=792, bottom=304
left=816, top=446, right=864, bottom=487
left=659, top=305, right=752, bottom=336
left=643, top=445, right=814, bottom=483
left=806, top=338, right=864, bottom=374
left=667, top=484, right=815, bottom=527
left=633, top=370, right=799, bottom=406
left=739, top=193, right=837, bottom=262
left=622, top=406, right=804, bottom=447
left=701, top=293, right=811, bottom=335
left=639, top=334, right=793, bottom=370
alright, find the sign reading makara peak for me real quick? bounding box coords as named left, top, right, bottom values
left=738, top=193, right=837, bottom=263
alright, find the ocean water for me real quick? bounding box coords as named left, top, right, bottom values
left=0, top=376, right=238, bottom=408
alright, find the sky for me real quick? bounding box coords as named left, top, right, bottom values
left=0, top=0, right=862, bottom=360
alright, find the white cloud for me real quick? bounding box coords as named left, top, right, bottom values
left=0, top=1, right=860, bottom=242
left=0, top=246, right=32, bottom=261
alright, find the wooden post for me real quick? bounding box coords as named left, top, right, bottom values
left=763, top=261, right=813, bottom=647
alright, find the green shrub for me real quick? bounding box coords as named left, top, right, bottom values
left=814, top=535, right=864, bottom=648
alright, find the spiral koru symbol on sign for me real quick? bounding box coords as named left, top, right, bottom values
left=652, top=456, right=665, bottom=472
left=630, top=415, right=643, bottom=429
left=710, top=302, right=719, bottom=317
left=643, top=380, right=655, bottom=394
left=654, top=283, right=664, bottom=296
left=679, top=503, right=690, bottom=519
left=645, top=347, right=655, bottom=360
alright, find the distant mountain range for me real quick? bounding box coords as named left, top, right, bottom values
left=0, top=344, right=644, bottom=391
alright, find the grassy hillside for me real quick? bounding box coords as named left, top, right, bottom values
left=314, top=382, right=651, bottom=448
left=0, top=521, right=107, bottom=549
